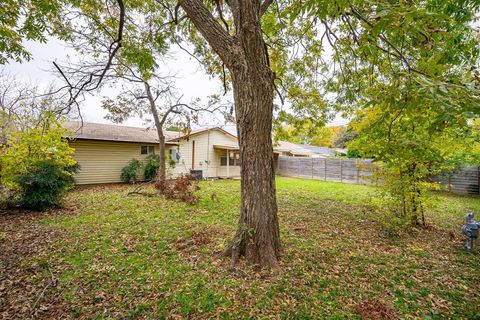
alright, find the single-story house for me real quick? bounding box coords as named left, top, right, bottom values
left=65, top=122, right=336, bottom=184
left=65, top=122, right=273, bottom=184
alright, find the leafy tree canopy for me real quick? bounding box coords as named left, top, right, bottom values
left=274, top=114, right=345, bottom=147
left=2, top=0, right=478, bottom=128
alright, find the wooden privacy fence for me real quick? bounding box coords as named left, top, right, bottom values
left=277, top=157, right=376, bottom=184
left=277, top=156, right=480, bottom=195
left=431, top=167, right=480, bottom=195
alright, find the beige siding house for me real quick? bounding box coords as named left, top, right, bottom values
left=65, top=122, right=245, bottom=184
left=65, top=122, right=314, bottom=185
left=168, top=128, right=242, bottom=179
left=69, top=140, right=164, bottom=184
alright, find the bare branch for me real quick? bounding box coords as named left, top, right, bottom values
left=273, top=82, right=284, bottom=105
left=55, top=0, right=126, bottom=110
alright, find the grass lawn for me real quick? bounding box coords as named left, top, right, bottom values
left=1, top=177, right=480, bottom=319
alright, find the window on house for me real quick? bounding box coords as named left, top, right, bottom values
left=220, top=156, right=227, bottom=166
left=220, top=151, right=241, bottom=166
left=141, top=145, right=155, bottom=155
left=220, top=156, right=235, bottom=166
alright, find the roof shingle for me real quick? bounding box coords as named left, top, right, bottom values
left=64, top=121, right=181, bottom=144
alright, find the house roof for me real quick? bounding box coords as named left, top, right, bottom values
left=63, top=122, right=333, bottom=157
left=298, top=144, right=339, bottom=155
left=274, top=141, right=316, bottom=156
left=64, top=121, right=182, bottom=144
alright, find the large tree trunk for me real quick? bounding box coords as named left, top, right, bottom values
left=225, top=0, right=280, bottom=267
left=179, top=0, right=281, bottom=268
left=224, top=67, right=280, bottom=268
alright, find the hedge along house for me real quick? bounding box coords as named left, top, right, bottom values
left=64, top=121, right=255, bottom=184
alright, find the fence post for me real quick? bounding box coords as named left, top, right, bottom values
left=311, top=158, right=314, bottom=179
left=356, top=160, right=360, bottom=184
left=324, top=159, right=327, bottom=181
left=340, top=158, right=343, bottom=183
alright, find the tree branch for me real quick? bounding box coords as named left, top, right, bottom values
left=178, top=0, right=236, bottom=67
left=54, top=0, right=125, bottom=110
left=260, top=0, right=274, bottom=16
left=224, top=0, right=240, bottom=30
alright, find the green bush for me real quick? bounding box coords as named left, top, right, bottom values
left=0, top=119, right=78, bottom=211
left=346, top=149, right=361, bottom=158
left=16, top=160, right=79, bottom=211
left=121, top=159, right=142, bottom=183
left=1, top=121, right=77, bottom=190
left=144, top=154, right=160, bottom=181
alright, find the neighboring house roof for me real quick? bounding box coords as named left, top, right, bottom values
left=274, top=141, right=316, bottom=156
left=64, top=121, right=181, bottom=144
left=298, top=144, right=345, bottom=156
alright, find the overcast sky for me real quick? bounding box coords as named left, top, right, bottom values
left=4, top=37, right=348, bottom=132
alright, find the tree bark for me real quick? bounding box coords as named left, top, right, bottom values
left=225, top=67, right=280, bottom=268
left=179, top=0, right=281, bottom=268
left=144, top=81, right=167, bottom=193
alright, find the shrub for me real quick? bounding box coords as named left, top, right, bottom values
left=16, top=160, right=79, bottom=211
left=144, top=154, right=160, bottom=181
left=156, top=174, right=200, bottom=204
left=121, top=159, right=142, bottom=183
left=346, top=149, right=360, bottom=158
left=1, top=121, right=77, bottom=189
left=1, top=120, right=78, bottom=211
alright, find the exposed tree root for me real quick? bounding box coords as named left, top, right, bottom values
left=222, top=224, right=247, bottom=267
left=222, top=224, right=280, bottom=270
